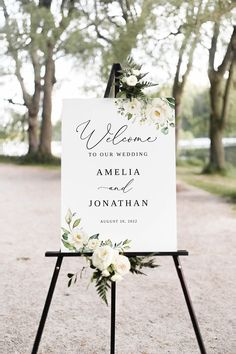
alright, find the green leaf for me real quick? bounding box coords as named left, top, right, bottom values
left=123, top=239, right=131, bottom=245
left=139, top=72, right=148, bottom=80
left=73, top=218, right=81, bottom=228
left=103, top=239, right=112, bottom=247
left=127, top=113, right=132, bottom=120
left=65, top=209, right=72, bottom=224
left=95, top=276, right=111, bottom=306
left=89, top=234, right=99, bottom=240
left=62, top=233, right=68, bottom=240
left=166, top=97, right=175, bottom=109
left=116, top=91, right=126, bottom=98
left=61, top=227, right=70, bottom=234
left=166, top=97, right=175, bottom=104
left=62, top=239, right=76, bottom=251
left=161, top=126, right=169, bottom=135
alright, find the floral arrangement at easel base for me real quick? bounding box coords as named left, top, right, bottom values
left=62, top=209, right=158, bottom=305
left=115, top=57, right=175, bottom=135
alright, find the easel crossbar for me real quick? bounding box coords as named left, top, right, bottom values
left=45, top=250, right=189, bottom=257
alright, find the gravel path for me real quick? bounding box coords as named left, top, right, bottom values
left=0, top=164, right=235, bottom=354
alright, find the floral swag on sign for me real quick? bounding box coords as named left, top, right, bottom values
left=62, top=210, right=158, bottom=305
left=115, top=58, right=175, bottom=135
left=62, top=58, right=175, bottom=304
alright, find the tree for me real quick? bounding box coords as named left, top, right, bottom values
left=1, top=0, right=153, bottom=158
left=78, top=0, right=157, bottom=78
left=0, top=0, right=96, bottom=158
left=0, top=0, right=41, bottom=154
left=207, top=23, right=236, bottom=172
left=172, top=0, right=204, bottom=153
left=171, top=0, right=236, bottom=154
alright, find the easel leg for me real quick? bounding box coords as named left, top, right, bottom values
left=110, top=281, right=116, bottom=354
left=31, top=256, right=63, bottom=354
left=173, top=256, right=206, bottom=354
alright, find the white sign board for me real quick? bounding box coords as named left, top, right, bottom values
left=61, top=98, right=177, bottom=252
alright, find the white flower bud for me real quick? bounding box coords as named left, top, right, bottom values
left=65, top=209, right=72, bottom=224
left=88, top=239, right=100, bottom=250
left=102, top=269, right=110, bottom=277
left=132, top=69, right=140, bottom=76
left=111, top=273, right=123, bottom=282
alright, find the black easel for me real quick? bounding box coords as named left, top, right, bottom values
left=32, top=64, right=207, bottom=354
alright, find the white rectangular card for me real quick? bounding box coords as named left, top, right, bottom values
left=61, top=98, right=177, bottom=252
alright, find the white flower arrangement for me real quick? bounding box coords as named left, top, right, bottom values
left=62, top=209, right=158, bottom=305
left=115, top=57, right=175, bottom=135
left=115, top=97, right=175, bottom=135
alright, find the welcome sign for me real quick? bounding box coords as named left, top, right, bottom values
left=61, top=98, right=177, bottom=252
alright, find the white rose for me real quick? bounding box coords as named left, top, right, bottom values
left=146, top=98, right=173, bottom=125
left=92, top=245, right=114, bottom=271
left=113, top=255, right=130, bottom=276
left=111, top=273, right=123, bottom=282
left=87, top=239, right=100, bottom=250
left=126, top=75, right=138, bottom=86
left=71, top=228, right=88, bottom=248
left=132, top=69, right=140, bottom=76
left=102, top=269, right=110, bottom=277
left=111, top=249, right=119, bottom=264
left=124, top=98, right=141, bottom=116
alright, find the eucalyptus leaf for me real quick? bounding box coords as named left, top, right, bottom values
left=89, top=234, right=99, bottom=240
left=73, top=218, right=81, bottom=228
left=166, top=97, right=175, bottom=109
left=166, top=97, right=175, bottom=104
left=127, top=113, right=132, bottom=120
left=62, top=233, right=68, bottom=240
left=161, top=126, right=169, bottom=135
left=61, top=227, right=70, bottom=235
left=62, top=239, right=76, bottom=251
left=65, top=209, right=72, bottom=224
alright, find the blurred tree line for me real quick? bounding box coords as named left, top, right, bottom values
left=0, top=0, right=235, bottom=172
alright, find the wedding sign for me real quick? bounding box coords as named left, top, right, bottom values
left=61, top=98, right=177, bottom=252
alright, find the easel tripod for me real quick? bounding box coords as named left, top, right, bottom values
left=32, top=64, right=207, bottom=354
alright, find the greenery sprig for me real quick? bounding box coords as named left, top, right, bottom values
left=117, top=57, right=158, bottom=100
left=62, top=209, right=159, bottom=305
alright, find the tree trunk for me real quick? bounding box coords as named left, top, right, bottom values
left=28, top=112, right=38, bottom=154
left=172, top=82, right=183, bottom=156
left=174, top=93, right=182, bottom=155
left=207, top=74, right=225, bottom=172
left=39, top=45, right=55, bottom=156
left=209, top=116, right=225, bottom=171
left=207, top=25, right=236, bottom=172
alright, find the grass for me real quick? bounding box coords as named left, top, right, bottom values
left=0, top=154, right=61, bottom=168
left=177, top=162, right=236, bottom=205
